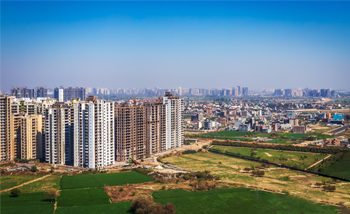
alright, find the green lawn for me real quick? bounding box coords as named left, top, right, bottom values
left=55, top=202, right=133, bottom=214
left=153, top=188, right=338, bottom=214
left=61, top=172, right=154, bottom=189
left=58, top=188, right=110, bottom=207
left=200, top=131, right=331, bottom=140
left=0, top=174, right=45, bottom=190
left=212, top=146, right=328, bottom=169
left=320, top=152, right=350, bottom=180
left=0, top=192, right=54, bottom=214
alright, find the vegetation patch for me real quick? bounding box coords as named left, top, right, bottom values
left=0, top=174, right=45, bottom=190
left=153, top=188, right=339, bottom=214
left=61, top=171, right=154, bottom=189
left=55, top=202, right=132, bottom=214
left=211, top=146, right=328, bottom=170
left=57, top=188, right=110, bottom=207
left=0, top=192, right=54, bottom=214
left=319, top=151, right=350, bottom=180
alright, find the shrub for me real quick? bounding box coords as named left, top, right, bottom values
left=45, top=188, right=60, bottom=203
left=31, top=165, right=38, bottom=172
left=322, top=184, right=336, bottom=192
left=131, top=196, right=175, bottom=214
left=11, top=188, right=21, bottom=197
left=161, top=185, right=166, bottom=190
left=146, top=154, right=151, bottom=158
left=119, top=187, right=124, bottom=192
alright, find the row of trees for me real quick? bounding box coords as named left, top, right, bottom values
left=211, top=140, right=347, bottom=154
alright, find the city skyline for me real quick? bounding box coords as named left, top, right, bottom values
left=2, top=1, right=350, bottom=91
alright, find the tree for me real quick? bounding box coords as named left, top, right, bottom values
left=45, top=188, right=60, bottom=203
left=11, top=188, right=21, bottom=197
left=31, top=165, right=37, bottom=172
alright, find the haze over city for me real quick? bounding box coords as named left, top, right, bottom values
left=1, top=1, right=350, bottom=92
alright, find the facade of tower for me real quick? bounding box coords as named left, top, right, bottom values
left=0, top=95, right=14, bottom=161
left=13, top=114, right=42, bottom=160
left=73, top=97, right=114, bottom=168
left=45, top=103, right=73, bottom=165
left=144, top=102, right=166, bottom=155
left=115, top=104, right=146, bottom=162
left=162, top=92, right=183, bottom=150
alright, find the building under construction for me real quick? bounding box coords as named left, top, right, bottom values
left=145, top=101, right=166, bottom=155
left=115, top=102, right=146, bottom=162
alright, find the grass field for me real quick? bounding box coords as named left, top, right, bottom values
left=55, top=202, right=132, bottom=214
left=153, top=188, right=338, bottom=214
left=61, top=172, right=154, bottom=189
left=0, top=174, right=45, bottom=190
left=212, top=146, right=328, bottom=169
left=201, top=131, right=331, bottom=140
left=320, top=152, right=350, bottom=180
left=14, top=174, right=61, bottom=193
left=161, top=152, right=350, bottom=205
left=1, top=192, right=54, bottom=214
left=58, top=188, right=110, bottom=207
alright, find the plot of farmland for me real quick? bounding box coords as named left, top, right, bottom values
left=61, top=171, right=154, bottom=189
left=153, top=188, right=338, bottom=214
left=320, top=151, right=350, bottom=180
left=57, top=188, right=110, bottom=207
left=0, top=192, right=54, bottom=214
left=212, top=146, right=328, bottom=169
left=55, top=202, right=132, bottom=214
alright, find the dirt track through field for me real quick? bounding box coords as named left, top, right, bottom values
left=0, top=174, right=51, bottom=193
left=304, top=154, right=332, bottom=170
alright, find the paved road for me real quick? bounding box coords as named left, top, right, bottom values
left=328, top=124, right=350, bottom=134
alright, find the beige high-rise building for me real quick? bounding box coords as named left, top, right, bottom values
left=0, top=95, right=14, bottom=161
left=115, top=103, right=146, bottom=162
left=13, top=114, right=42, bottom=160
left=145, top=102, right=166, bottom=155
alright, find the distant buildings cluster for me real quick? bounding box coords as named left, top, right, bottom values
left=262, top=88, right=337, bottom=97
left=0, top=92, right=183, bottom=168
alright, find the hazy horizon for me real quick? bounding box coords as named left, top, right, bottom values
left=1, top=1, right=350, bottom=92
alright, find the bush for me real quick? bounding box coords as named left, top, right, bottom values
left=251, top=170, right=265, bottom=177
left=182, top=150, right=197, bottom=154
left=119, top=187, right=124, bottom=192
left=131, top=196, right=175, bottom=214
left=11, top=188, right=21, bottom=197
left=31, top=165, right=38, bottom=172
left=322, top=184, right=336, bottom=192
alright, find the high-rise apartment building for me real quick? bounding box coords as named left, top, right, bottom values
left=54, top=87, right=86, bottom=102
left=0, top=95, right=14, bottom=161
left=45, top=103, right=74, bottom=165
left=13, top=114, right=42, bottom=160
left=115, top=103, right=146, bottom=162
left=242, top=87, right=248, bottom=96
left=73, top=97, right=114, bottom=168
left=162, top=92, right=183, bottom=150
left=145, top=102, right=166, bottom=155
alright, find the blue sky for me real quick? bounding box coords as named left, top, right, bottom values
left=1, top=1, right=350, bottom=91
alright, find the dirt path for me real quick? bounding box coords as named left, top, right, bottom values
left=304, top=154, right=332, bottom=170
left=0, top=174, right=51, bottom=193
left=265, top=152, right=272, bottom=157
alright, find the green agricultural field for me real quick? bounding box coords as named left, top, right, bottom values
left=58, top=188, right=110, bottom=207
left=200, top=131, right=331, bottom=141
left=55, top=202, right=132, bottom=214
left=15, top=174, right=61, bottom=193
left=61, top=171, right=154, bottom=189
left=320, top=152, right=350, bottom=180
left=0, top=174, right=45, bottom=190
left=153, top=188, right=338, bottom=214
left=1, top=192, right=54, bottom=214
left=212, top=146, right=328, bottom=169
